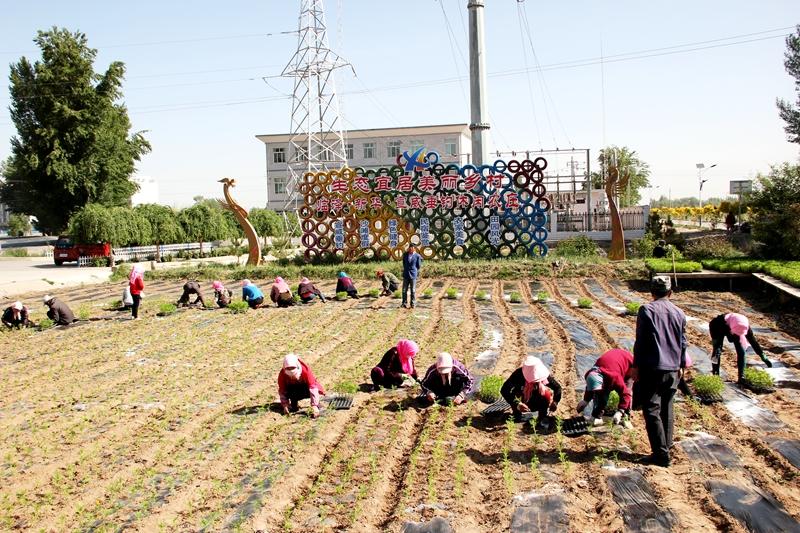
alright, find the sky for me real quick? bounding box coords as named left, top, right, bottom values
left=0, top=0, right=798, bottom=210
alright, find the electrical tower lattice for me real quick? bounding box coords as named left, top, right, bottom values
left=281, top=0, right=352, bottom=236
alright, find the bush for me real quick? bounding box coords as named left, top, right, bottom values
left=1, top=248, right=28, bottom=257
left=368, top=288, right=380, bottom=298
left=475, top=289, right=488, bottom=301
left=554, top=235, right=600, bottom=257
left=624, top=302, right=641, bottom=316
left=227, top=301, right=249, bottom=314
left=742, top=367, right=774, bottom=390
left=509, top=291, right=522, bottom=303
left=606, top=390, right=620, bottom=411
left=332, top=380, right=358, bottom=394
left=446, top=287, right=458, bottom=299
left=335, top=291, right=348, bottom=301
left=477, top=375, right=504, bottom=403
left=536, top=291, right=549, bottom=303
left=631, top=233, right=658, bottom=259
left=158, top=303, right=177, bottom=316
left=684, top=236, right=741, bottom=260
left=422, top=288, right=434, bottom=299
left=645, top=258, right=702, bottom=273
left=38, top=318, right=54, bottom=330
left=692, top=374, right=724, bottom=397
left=577, top=297, right=593, bottom=309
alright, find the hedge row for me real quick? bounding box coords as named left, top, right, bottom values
left=644, top=258, right=703, bottom=273
left=702, top=259, right=800, bottom=288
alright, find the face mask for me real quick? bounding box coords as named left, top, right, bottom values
left=284, top=366, right=302, bottom=380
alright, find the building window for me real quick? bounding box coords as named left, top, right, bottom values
left=318, top=147, right=332, bottom=161
left=409, top=139, right=424, bottom=153
left=345, top=143, right=353, bottom=160
left=363, top=142, right=375, bottom=159
left=444, top=139, right=457, bottom=157
left=272, top=147, right=285, bottom=163
left=274, top=176, right=287, bottom=195
left=294, top=147, right=307, bottom=162
left=387, top=140, right=401, bottom=158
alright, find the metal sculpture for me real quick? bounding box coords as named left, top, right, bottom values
left=604, top=160, right=627, bottom=261
left=218, top=178, right=262, bottom=266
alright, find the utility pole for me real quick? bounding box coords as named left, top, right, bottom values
left=468, top=0, right=489, bottom=166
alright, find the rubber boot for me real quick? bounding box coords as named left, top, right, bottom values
left=711, top=363, right=720, bottom=376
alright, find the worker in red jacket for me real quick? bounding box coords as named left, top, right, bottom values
left=129, top=265, right=145, bottom=320
left=577, top=348, right=636, bottom=428
left=278, top=354, right=325, bottom=419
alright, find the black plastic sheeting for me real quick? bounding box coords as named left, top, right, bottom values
left=679, top=432, right=742, bottom=468
left=605, top=468, right=678, bottom=533
left=584, top=279, right=624, bottom=309
left=574, top=355, right=595, bottom=393
left=526, top=328, right=550, bottom=348
left=764, top=438, right=800, bottom=470
left=510, top=493, right=569, bottom=533
left=722, top=385, right=785, bottom=433
left=706, top=479, right=800, bottom=533
left=403, top=517, right=455, bottom=533
left=472, top=287, right=503, bottom=373
left=610, top=280, right=645, bottom=304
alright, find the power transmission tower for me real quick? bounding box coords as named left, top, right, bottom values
left=280, top=0, right=352, bottom=237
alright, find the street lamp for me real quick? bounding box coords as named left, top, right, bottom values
left=696, top=162, right=717, bottom=226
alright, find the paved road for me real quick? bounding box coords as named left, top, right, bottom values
left=0, top=257, right=111, bottom=300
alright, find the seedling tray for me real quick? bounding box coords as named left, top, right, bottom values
left=321, top=394, right=353, bottom=410
left=481, top=398, right=511, bottom=416
left=561, top=416, right=590, bottom=436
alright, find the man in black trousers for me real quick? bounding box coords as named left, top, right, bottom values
left=633, top=276, right=686, bottom=467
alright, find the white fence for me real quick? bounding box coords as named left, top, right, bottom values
left=112, top=242, right=218, bottom=263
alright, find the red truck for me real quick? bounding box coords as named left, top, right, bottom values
left=53, top=236, right=112, bottom=266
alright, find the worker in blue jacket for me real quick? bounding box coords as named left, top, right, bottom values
left=402, top=244, right=423, bottom=309
left=241, top=279, right=265, bottom=309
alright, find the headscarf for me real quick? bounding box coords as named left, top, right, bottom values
left=242, top=279, right=252, bottom=287
left=43, top=295, right=53, bottom=305
left=396, top=339, right=419, bottom=374
left=283, top=353, right=302, bottom=380
left=338, top=271, right=347, bottom=279
left=300, top=277, right=310, bottom=285
left=12, top=301, right=23, bottom=311
left=274, top=277, right=290, bottom=294
left=725, top=313, right=750, bottom=350
left=376, top=270, right=384, bottom=278
left=212, top=280, right=224, bottom=291
left=522, top=356, right=551, bottom=403
left=436, top=352, right=453, bottom=385
left=129, top=265, right=145, bottom=282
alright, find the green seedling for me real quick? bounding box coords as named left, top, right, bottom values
left=77, top=305, right=91, bottom=320
left=332, top=380, right=358, bottom=394
left=624, top=302, right=641, bottom=316
left=37, top=318, right=54, bottom=330
left=606, top=390, right=620, bottom=412
left=536, top=291, right=549, bottom=303
left=392, top=289, right=401, bottom=299
left=502, top=418, right=515, bottom=493
left=158, top=303, right=177, bottom=316
left=475, top=289, right=488, bottom=301
left=368, top=288, right=380, bottom=298
left=446, top=287, right=458, bottom=299
left=227, top=301, right=249, bottom=314
left=477, top=375, right=504, bottom=403
left=692, top=374, right=724, bottom=396
left=509, top=291, right=522, bottom=303
left=335, top=291, right=349, bottom=301
left=422, top=288, right=434, bottom=298
left=577, top=297, right=593, bottom=309
left=743, top=367, right=774, bottom=389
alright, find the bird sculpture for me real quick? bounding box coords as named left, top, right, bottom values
left=219, top=178, right=262, bottom=266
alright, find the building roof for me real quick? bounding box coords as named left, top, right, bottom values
left=255, top=123, right=470, bottom=144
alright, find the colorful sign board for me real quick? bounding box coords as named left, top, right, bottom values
left=298, top=151, right=551, bottom=261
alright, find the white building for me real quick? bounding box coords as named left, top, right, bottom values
left=131, top=175, right=159, bottom=206
left=255, top=124, right=471, bottom=211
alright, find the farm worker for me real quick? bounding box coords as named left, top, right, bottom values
left=121, top=285, right=134, bottom=309
left=270, top=276, right=295, bottom=308
left=43, top=295, right=76, bottom=325
left=129, top=265, right=145, bottom=320
left=725, top=212, right=736, bottom=233
left=376, top=270, right=400, bottom=296
left=177, top=279, right=206, bottom=308
left=212, top=281, right=232, bottom=308
left=420, top=352, right=474, bottom=405
left=371, top=339, right=419, bottom=391
left=576, top=349, right=635, bottom=428
left=501, top=356, right=562, bottom=427
left=402, top=244, right=423, bottom=309
left=652, top=240, right=667, bottom=259
left=278, top=354, right=325, bottom=419
left=632, top=275, right=687, bottom=468
left=2, top=301, right=32, bottom=329
left=709, top=313, right=771, bottom=384
left=297, top=277, right=326, bottom=303
left=335, top=271, right=359, bottom=299
left=241, top=279, right=264, bottom=309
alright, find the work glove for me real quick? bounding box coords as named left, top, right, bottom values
left=426, top=392, right=437, bottom=403
left=517, top=402, right=531, bottom=413
left=593, top=417, right=605, bottom=427
left=612, top=410, right=623, bottom=425
left=576, top=400, right=588, bottom=414
left=453, top=394, right=465, bottom=405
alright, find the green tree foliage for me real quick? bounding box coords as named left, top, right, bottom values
left=777, top=25, right=800, bottom=144
left=590, top=146, right=651, bottom=207
left=0, top=28, right=150, bottom=234
left=248, top=207, right=283, bottom=247
left=749, top=163, right=800, bottom=259
left=68, top=204, right=150, bottom=246
left=134, top=204, right=184, bottom=252
left=178, top=203, right=230, bottom=253
left=7, top=214, right=32, bottom=236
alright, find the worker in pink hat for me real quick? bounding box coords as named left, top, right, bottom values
left=709, top=313, right=772, bottom=384
left=419, top=352, right=474, bottom=405
left=212, top=281, right=232, bottom=308
left=501, top=356, right=562, bottom=427
left=278, top=354, right=325, bottom=419
left=2, top=301, right=32, bottom=329
left=371, top=339, right=419, bottom=390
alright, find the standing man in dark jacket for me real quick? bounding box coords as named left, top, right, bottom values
left=401, top=245, right=422, bottom=309
left=633, top=276, right=686, bottom=467
left=43, top=295, right=77, bottom=325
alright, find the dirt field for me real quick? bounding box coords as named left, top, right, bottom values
left=1, top=276, right=800, bottom=532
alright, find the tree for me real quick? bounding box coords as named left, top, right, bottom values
left=0, top=28, right=151, bottom=234
left=777, top=25, right=800, bottom=144
left=590, top=146, right=651, bottom=208
left=7, top=214, right=32, bottom=236
left=178, top=203, right=230, bottom=255
left=134, top=204, right=183, bottom=260
left=248, top=207, right=283, bottom=248
left=749, top=163, right=800, bottom=259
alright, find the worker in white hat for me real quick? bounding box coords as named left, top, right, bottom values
left=419, top=352, right=474, bottom=405
left=2, top=301, right=32, bottom=329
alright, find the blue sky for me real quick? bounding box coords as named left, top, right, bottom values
left=0, top=0, right=798, bottom=209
